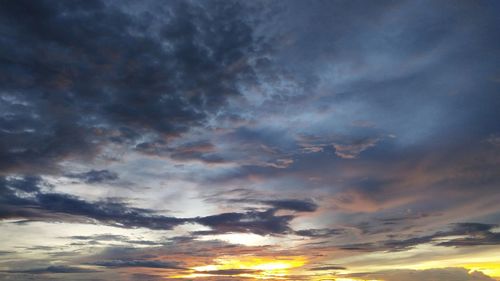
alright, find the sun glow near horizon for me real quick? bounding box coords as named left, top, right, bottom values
left=168, top=252, right=500, bottom=280
left=172, top=256, right=307, bottom=279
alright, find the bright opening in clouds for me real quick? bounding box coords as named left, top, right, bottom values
left=1, top=0, right=500, bottom=280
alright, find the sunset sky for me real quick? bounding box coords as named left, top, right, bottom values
left=1, top=0, right=500, bottom=280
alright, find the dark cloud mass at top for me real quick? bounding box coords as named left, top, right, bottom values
left=0, top=0, right=500, bottom=280
left=0, top=0, right=268, bottom=173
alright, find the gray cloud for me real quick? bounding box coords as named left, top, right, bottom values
left=90, top=259, right=183, bottom=269
left=67, top=170, right=119, bottom=184
left=1, top=176, right=317, bottom=235
left=2, top=266, right=99, bottom=274
left=294, top=228, right=346, bottom=238
left=67, top=234, right=162, bottom=246
left=194, top=209, right=294, bottom=236
left=309, top=265, right=346, bottom=271
left=0, top=0, right=271, bottom=173
left=340, top=223, right=500, bottom=252
left=196, top=269, right=261, bottom=276
left=0, top=175, right=188, bottom=229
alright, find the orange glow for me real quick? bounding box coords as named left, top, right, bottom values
left=333, top=279, right=381, bottom=281
left=307, top=277, right=382, bottom=281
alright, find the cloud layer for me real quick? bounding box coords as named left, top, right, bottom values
left=1, top=1, right=500, bottom=281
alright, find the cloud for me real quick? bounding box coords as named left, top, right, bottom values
left=194, top=209, right=294, bottom=235
left=348, top=267, right=496, bottom=281
left=264, top=199, right=318, bottom=212
left=90, top=259, right=183, bottom=269
left=196, top=269, right=261, bottom=276
left=1, top=1, right=500, bottom=280
left=208, top=191, right=318, bottom=213
left=130, top=273, right=165, bottom=281
left=1, top=176, right=317, bottom=235
left=309, top=265, right=346, bottom=271
left=264, top=158, right=295, bottom=169
left=332, top=137, right=380, bottom=159
left=66, top=169, right=119, bottom=183
left=191, top=198, right=318, bottom=235
left=0, top=0, right=270, bottom=173
left=0, top=175, right=188, bottom=229
left=437, top=223, right=500, bottom=247
left=145, top=140, right=227, bottom=164
left=339, top=223, right=500, bottom=252
left=67, top=234, right=162, bottom=246
left=294, top=228, right=346, bottom=238
left=2, top=266, right=99, bottom=274
left=69, top=234, right=128, bottom=241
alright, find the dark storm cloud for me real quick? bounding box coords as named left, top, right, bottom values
left=67, top=170, right=119, bottom=184
left=0, top=0, right=269, bottom=173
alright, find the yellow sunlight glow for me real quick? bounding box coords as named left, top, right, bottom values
left=308, top=278, right=381, bottom=281
left=462, top=262, right=500, bottom=278
left=172, top=256, right=306, bottom=279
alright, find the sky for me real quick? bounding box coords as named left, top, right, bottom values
left=0, top=0, right=499, bottom=280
